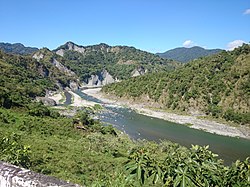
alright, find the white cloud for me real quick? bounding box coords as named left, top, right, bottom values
left=243, top=9, right=250, bottom=15
left=226, top=40, right=245, bottom=51
left=183, top=40, right=195, bottom=48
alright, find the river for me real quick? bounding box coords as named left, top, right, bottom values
left=75, top=90, right=250, bottom=165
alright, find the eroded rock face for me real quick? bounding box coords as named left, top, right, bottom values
left=55, top=42, right=85, bottom=57
left=55, top=49, right=65, bottom=57
left=69, top=80, right=79, bottom=91
left=52, top=58, right=76, bottom=76
left=32, top=52, right=44, bottom=61
left=0, top=161, right=81, bottom=187
left=84, top=70, right=115, bottom=87
left=36, top=97, right=57, bottom=106
left=131, top=66, right=147, bottom=77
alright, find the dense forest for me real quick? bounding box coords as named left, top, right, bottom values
left=103, top=44, right=250, bottom=124
left=0, top=50, right=78, bottom=108
left=53, top=42, right=179, bottom=81
left=0, top=47, right=250, bottom=186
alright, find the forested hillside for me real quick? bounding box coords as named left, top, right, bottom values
left=0, top=50, right=77, bottom=108
left=157, top=46, right=222, bottom=63
left=53, top=42, right=179, bottom=81
left=103, top=44, right=250, bottom=124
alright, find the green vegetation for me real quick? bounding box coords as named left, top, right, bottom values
left=157, top=46, right=222, bottom=63
left=0, top=49, right=78, bottom=109
left=1, top=107, right=249, bottom=186
left=103, top=44, right=250, bottom=124
left=55, top=42, right=179, bottom=81
left=0, top=50, right=54, bottom=108
left=0, top=43, right=249, bottom=186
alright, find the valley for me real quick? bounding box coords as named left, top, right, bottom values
left=0, top=42, right=250, bottom=186
left=1, top=1, right=250, bottom=186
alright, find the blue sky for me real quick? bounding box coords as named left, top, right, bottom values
left=0, top=0, right=249, bottom=52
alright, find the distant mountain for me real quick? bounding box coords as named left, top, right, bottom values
left=157, top=46, right=223, bottom=63
left=0, top=42, right=39, bottom=55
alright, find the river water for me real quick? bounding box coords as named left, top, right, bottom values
left=76, top=90, right=250, bottom=165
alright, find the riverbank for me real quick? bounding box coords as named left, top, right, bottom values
left=48, top=90, right=97, bottom=107
left=82, top=88, right=250, bottom=140
left=47, top=92, right=64, bottom=104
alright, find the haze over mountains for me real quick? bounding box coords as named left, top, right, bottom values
left=157, top=46, right=223, bottom=63
left=0, top=42, right=39, bottom=55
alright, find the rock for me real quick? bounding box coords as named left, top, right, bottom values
left=0, top=161, right=81, bottom=187
left=36, top=97, right=57, bottom=106
left=86, top=74, right=102, bottom=86
left=131, top=66, right=147, bottom=77
left=55, top=42, right=85, bottom=56
left=52, top=58, right=76, bottom=76
left=32, top=52, right=44, bottom=61
left=69, top=80, right=79, bottom=91
left=66, top=42, right=86, bottom=53
left=84, top=70, right=115, bottom=86
left=55, top=49, right=65, bottom=56
left=101, top=69, right=115, bottom=85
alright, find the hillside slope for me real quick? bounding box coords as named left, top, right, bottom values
left=157, top=46, right=222, bottom=63
left=0, top=50, right=78, bottom=108
left=103, top=44, right=250, bottom=124
left=53, top=42, right=179, bottom=84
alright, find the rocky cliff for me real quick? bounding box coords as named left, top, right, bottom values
left=83, top=69, right=115, bottom=87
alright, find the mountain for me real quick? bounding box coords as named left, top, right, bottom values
left=0, top=42, right=39, bottom=55
left=157, top=46, right=223, bottom=63
left=39, top=41, right=179, bottom=86
left=0, top=42, right=249, bottom=187
left=103, top=44, right=250, bottom=124
left=0, top=41, right=179, bottom=87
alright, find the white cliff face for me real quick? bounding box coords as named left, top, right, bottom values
left=52, top=58, right=76, bottom=76
left=32, top=52, right=44, bottom=61
left=86, top=75, right=102, bottom=86
left=101, top=70, right=115, bottom=85
left=74, top=45, right=85, bottom=53
left=84, top=70, right=115, bottom=87
left=56, top=43, right=85, bottom=57
left=67, top=42, right=86, bottom=53
left=55, top=49, right=65, bottom=57
left=69, top=80, right=79, bottom=91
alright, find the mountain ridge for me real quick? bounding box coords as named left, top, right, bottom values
left=0, top=42, right=39, bottom=55
left=45, top=41, right=180, bottom=84
left=157, top=46, right=223, bottom=63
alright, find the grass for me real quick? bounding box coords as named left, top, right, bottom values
left=0, top=107, right=132, bottom=185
